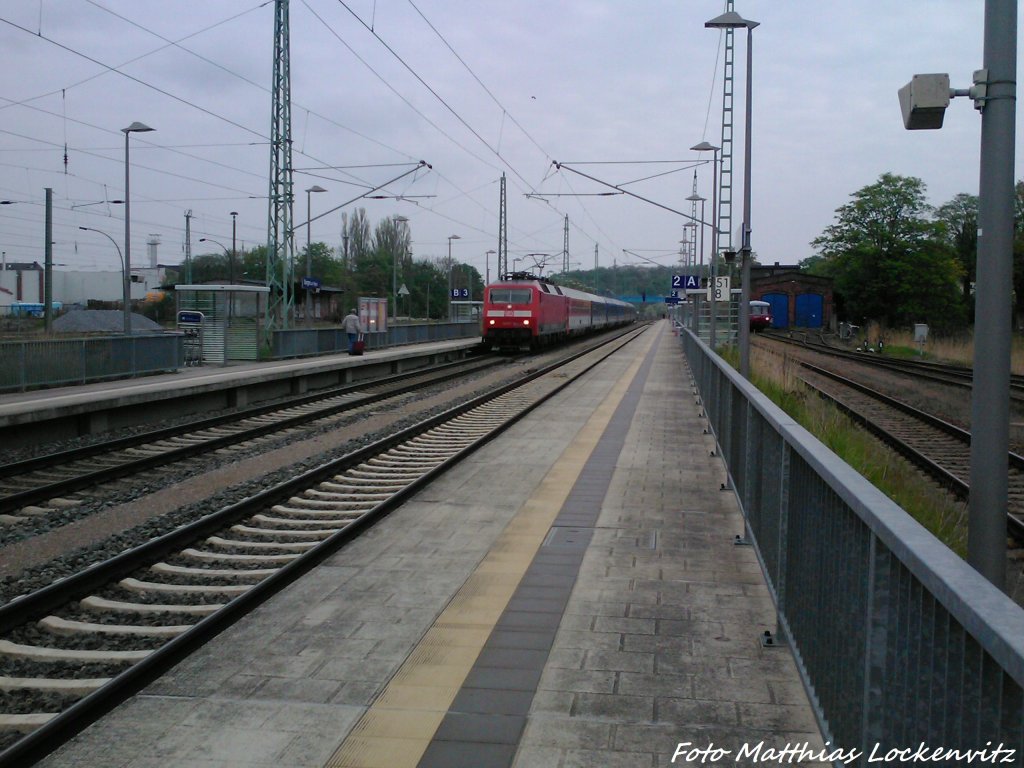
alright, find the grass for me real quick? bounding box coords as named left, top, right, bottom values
left=863, top=324, right=1024, bottom=374
left=720, top=344, right=968, bottom=556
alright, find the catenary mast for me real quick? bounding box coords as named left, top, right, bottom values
left=266, top=0, right=295, bottom=333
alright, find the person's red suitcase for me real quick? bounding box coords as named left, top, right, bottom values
left=350, top=334, right=365, bottom=356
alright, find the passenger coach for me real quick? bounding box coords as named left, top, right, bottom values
left=481, top=272, right=636, bottom=351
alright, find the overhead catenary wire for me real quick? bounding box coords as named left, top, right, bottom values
left=0, top=3, right=724, bottom=274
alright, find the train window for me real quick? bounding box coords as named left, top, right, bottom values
left=489, top=289, right=532, bottom=304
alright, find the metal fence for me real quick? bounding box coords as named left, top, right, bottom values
left=681, top=328, right=1024, bottom=761
left=272, top=321, right=479, bottom=359
left=0, top=334, right=183, bottom=392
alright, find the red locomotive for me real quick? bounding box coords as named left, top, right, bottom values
left=481, top=272, right=637, bottom=351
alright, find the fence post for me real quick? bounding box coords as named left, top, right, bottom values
left=861, top=537, right=889, bottom=760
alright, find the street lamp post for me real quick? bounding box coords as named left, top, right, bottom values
left=78, top=227, right=125, bottom=323
left=304, top=186, right=327, bottom=324
left=707, top=10, right=758, bottom=378
left=121, top=121, right=154, bottom=335
left=691, top=141, right=720, bottom=347
left=199, top=238, right=232, bottom=282
left=393, top=215, right=409, bottom=318
left=485, top=250, right=495, bottom=285
left=447, top=234, right=461, bottom=321
left=230, top=211, right=238, bottom=284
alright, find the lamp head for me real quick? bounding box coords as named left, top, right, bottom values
left=122, top=122, right=155, bottom=134
left=690, top=141, right=720, bottom=153
left=686, top=193, right=706, bottom=202
left=307, top=185, right=328, bottom=193
left=705, top=11, right=759, bottom=29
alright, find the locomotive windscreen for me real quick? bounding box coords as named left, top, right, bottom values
left=489, top=289, right=532, bottom=304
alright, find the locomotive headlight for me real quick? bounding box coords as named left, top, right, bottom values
left=489, top=319, right=495, bottom=325
left=523, top=319, right=530, bottom=326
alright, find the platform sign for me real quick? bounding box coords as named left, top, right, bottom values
left=451, top=288, right=470, bottom=299
left=301, top=277, right=321, bottom=290
left=707, top=276, right=730, bottom=302
left=664, top=295, right=681, bottom=305
left=672, top=274, right=701, bottom=292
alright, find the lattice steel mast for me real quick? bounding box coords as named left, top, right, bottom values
left=717, top=0, right=736, bottom=256
left=497, top=173, right=508, bottom=277
left=266, top=0, right=295, bottom=333
left=563, top=215, right=569, bottom=273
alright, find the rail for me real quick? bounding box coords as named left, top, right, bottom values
left=681, top=327, right=1024, bottom=760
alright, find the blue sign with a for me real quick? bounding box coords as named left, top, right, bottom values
left=301, top=277, right=321, bottom=290
left=672, top=274, right=700, bottom=290
left=451, top=288, right=470, bottom=299
left=177, top=311, right=204, bottom=325
left=664, top=296, right=681, bottom=305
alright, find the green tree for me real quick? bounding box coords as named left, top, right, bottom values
left=933, top=192, right=978, bottom=306
left=808, top=173, right=965, bottom=330
left=188, top=252, right=230, bottom=283
left=1014, top=181, right=1024, bottom=328
left=341, top=209, right=373, bottom=267
left=405, top=258, right=448, bottom=319
left=373, top=218, right=413, bottom=314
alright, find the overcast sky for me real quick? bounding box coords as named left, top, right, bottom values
left=0, top=1, right=1018, bottom=286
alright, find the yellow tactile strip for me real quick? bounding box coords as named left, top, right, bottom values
left=323, top=330, right=657, bottom=768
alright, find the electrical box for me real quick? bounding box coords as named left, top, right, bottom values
left=898, top=73, right=950, bottom=130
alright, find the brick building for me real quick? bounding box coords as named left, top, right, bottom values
left=749, top=263, right=834, bottom=330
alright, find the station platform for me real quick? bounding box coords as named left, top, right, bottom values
left=37, top=321, right=825, bottom=768
left=0, top=337, right=480, bottom=445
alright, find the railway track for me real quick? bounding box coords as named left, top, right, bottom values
left=795, top=360, right=1024, bottom=541
left=0, top=355, right=505, bottom=526
left=760, top=329, right=1024, bottom=402
left=0, top=326, right=646, bottom=767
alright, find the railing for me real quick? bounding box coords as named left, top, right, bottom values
left=0, top=334, right=183, bottom=392
left=272, top=322, right=479, bottom=359
left=681, top=328, right=1024, bottom=762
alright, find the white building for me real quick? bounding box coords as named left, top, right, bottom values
left=1, top=261, right=175, bottom=313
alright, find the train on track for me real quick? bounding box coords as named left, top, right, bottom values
left=481, top=272, right=637, bottom=351
left=749, top=300, right=773, bottom=332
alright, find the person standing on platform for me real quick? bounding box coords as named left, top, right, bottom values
left=342, top=309, right=362, bottom=354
